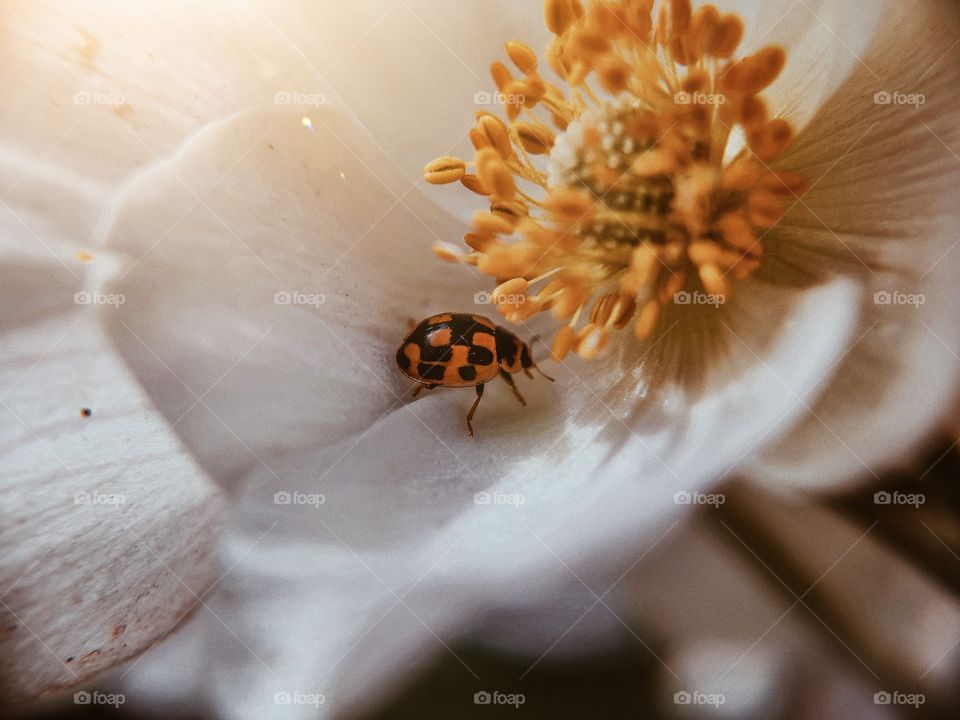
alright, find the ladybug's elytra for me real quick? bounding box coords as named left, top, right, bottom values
left=396, top=313, right=553, bottom=436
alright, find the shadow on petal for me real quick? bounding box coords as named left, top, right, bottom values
left=0, top=259, right=77, bottom=332
left=750, top=0, right=960, bottom=487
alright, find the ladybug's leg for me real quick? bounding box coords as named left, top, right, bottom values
left=466, top=383, right=484, bottom=437
left=499, top=369, right=527, bottom=406
left=411, top=383, right=437, bottom=398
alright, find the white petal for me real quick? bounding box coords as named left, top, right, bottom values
left=1, top=73, right=224, bottom=700
left=248, top=0, right=548, bottom=220
left=95, top=104, right=861, bottom=714
left=0, top=0, right=330, bottom=234
left=0, top=301, right=222, bottom=702
left=748, top=0, right=960, bottom=487
left=97, top=107, right=476, bottom=481
left=730, top=0, right=887, bottom=132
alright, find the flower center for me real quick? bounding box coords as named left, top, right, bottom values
left=549, top=100, right=680, bottom=250
left=424, top=0, right=805, bottom=361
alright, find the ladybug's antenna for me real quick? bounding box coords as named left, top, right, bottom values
left=526, top=335, right=555, bottom=382
left=532, top=364, right=555, bottom=381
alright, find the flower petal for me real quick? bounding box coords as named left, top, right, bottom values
left=98, top=107, right=477, bottom=483
left=248, top=0, right=549, bottom=211
left=0, top=0, right=329, bottom=232
left=1, top=83, right=224, bottom=700
left=0, top=299, right=222, bottom=703
left=748, top=0, right=960, bottom=487
left=733, top=0, right=887, bottom=132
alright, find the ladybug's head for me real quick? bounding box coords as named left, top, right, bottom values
left=494, top=325, right=555, bottom=381
left=520, top=335, right=555, bottom=382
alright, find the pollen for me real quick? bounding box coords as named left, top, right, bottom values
left=424, top=0, right=805, bottom=361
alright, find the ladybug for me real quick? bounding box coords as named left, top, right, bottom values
left=396, top=313, right=553, bottom=436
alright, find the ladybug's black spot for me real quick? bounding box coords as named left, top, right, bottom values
left=467, top=346, right=495, bottom=366
left=458, top=365, right=477, bottom=382
left=420, top=343, right=455, bottom=363
left=418, top=363, right=446, bottom=381
left=396, top=346, right=412, bottom=371
left=405, top=320, right=431, bottom=345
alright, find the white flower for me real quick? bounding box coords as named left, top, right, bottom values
left=1, top=0, right=958, bottom=717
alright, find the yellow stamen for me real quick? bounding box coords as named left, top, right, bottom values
left=506, top=41, right=539, bottom=74
left=551, top=324, right=577, bottom=361
left=477, top=114, right=514, bottom=159
left=476, top=148, right=516, bottom=199
left=426, top=0, right=803, bottom=360
left=423, top=156, right=467, bottom=184
left=545, top=0, right=576, bottom=35
left=473, top=209, right=515, bottom=235
left=515, top=123, right=555, bottom=155
left=461, top=174, right=489, bottom=195
left=464, top=232, right=493, bottom=251
left=492, top=277, right=530, bottom=300
left=432, top=242, right=466, bottom=263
